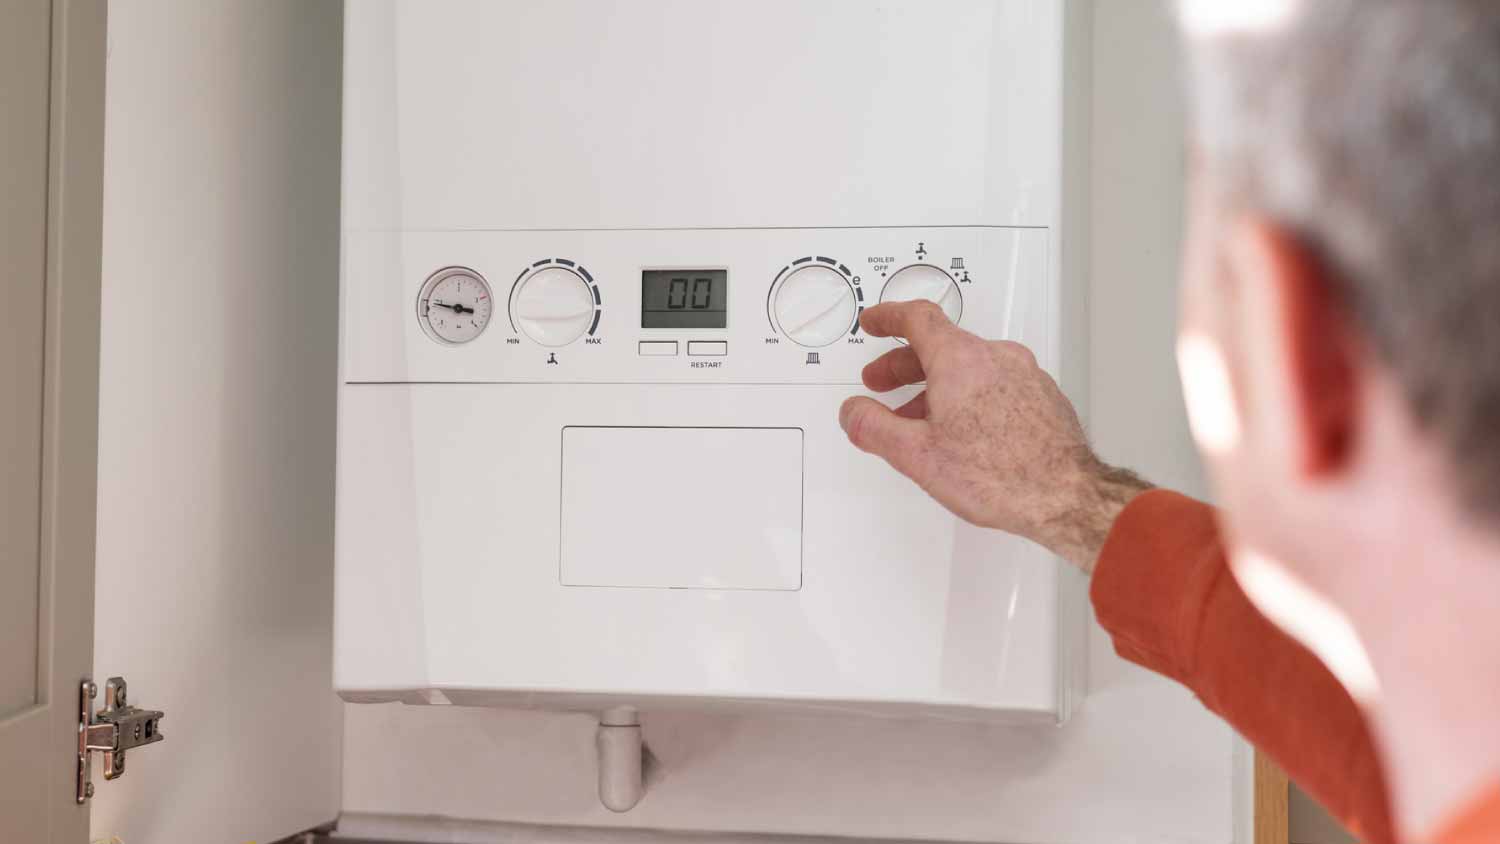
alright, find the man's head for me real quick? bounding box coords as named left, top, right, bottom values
left=1174, top=0, right=1500, bottom=677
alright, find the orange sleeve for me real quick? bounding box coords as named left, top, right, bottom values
left=1434, top=783, right=1500, bottom=844
left=1090, top=489, right=1396, bottom=844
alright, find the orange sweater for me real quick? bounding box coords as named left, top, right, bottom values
left=1092, top=489, right=1499, bottom=844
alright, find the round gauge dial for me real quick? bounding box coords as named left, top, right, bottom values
left=773, top=264, right=858, bottom=347
left=511, top=266, right=597, bottom=347
left=880, top=264, right=963, bottom=323
left=417, top=267, right=494, bottom=345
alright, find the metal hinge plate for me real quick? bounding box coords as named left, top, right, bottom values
left=77, top=676, right=165, bottom=803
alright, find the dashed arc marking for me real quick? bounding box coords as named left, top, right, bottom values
left=767, top=265, right=791, bottom=332
left=507, top=266, right=531, bottom=333
left=511, top=259, right=598, bottom=333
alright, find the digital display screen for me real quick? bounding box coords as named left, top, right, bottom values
left=641, top=270, right=728, bottom=329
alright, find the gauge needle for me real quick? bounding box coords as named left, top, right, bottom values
left=431, top=301, right=474, bottom=315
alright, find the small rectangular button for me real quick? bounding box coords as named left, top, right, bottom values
left=688, top=341, right=728, bottom=357
left=638, top=341, right=679, bottom=357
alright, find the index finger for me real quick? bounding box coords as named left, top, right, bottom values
left=859, top=300, right=958, bottom=359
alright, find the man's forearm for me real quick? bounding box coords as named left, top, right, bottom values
left=1088, top=490, right=1397, bottom=844
left=1037, top=458, right=1155, bottom=574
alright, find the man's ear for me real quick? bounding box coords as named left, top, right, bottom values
left=1226, top=221, right=1360, bottom=477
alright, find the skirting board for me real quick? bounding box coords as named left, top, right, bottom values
left=330, top=814, right=973, bottom=844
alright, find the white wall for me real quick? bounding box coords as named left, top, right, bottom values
left=92, top=2, right=345, bottom=842
left=339, top=4, right=1241, bottom=843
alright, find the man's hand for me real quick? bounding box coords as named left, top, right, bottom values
left=839, top=301, right=1151, bottom=572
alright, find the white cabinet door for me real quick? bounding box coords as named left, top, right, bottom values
left=3, top=3, right=345, bottom=841
left=0, top=1, right=106, bottom=841
left=87, top=2, right=345, bottom=842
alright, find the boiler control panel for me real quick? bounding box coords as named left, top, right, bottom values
left=341, top=227, right=1051, bottom=385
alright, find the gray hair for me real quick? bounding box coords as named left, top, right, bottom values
left=1179, top=0, right=1500, bottom=519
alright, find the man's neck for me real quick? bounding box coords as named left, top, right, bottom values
left=1347, top=506, right=1500, bottom=839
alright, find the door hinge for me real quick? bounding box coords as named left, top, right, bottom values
left=77, top=676, right=165, bottom=803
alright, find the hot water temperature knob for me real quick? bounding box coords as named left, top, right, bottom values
left=510, top=262, right=601, bottom=347
left=880, top=264, right=963, bottom=324
left=770, top=262, right=858, bottom=347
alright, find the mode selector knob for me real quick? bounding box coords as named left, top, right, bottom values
left=512, top=266, right=597, bottom=347
left=773, top=264, right=857, bottom=348
left=881, top=264, right=963, bottom=324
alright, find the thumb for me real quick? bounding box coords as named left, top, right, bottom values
left=840, top=396, right=931, bottom=480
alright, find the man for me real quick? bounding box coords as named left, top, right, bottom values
left=840, top=1, right=1500, bottom=842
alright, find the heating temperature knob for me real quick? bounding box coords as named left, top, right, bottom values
left=511, top=266, right=597, bottom=347
left=772, top=264, right=858, bottom=348
left=881, top=264, right=964, bottom=324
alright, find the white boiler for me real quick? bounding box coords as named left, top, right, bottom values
left=335, top=0, right=1093, bottom=736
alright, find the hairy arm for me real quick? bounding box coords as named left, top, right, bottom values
left=838, top=299, right=1152, bottom=569
left=841, top=301, right=1396, bottom=844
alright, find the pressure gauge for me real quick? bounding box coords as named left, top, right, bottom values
left=417, top=266, right=493, bottom=345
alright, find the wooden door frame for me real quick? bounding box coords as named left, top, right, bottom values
left=1257, top=750, right=1292, bottom=844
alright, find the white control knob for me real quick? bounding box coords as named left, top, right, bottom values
left=773, top=265, right=858, bottom=347
left=512, top=266, right=596, bottom=347
left=881, top=264, right=964, bottom=324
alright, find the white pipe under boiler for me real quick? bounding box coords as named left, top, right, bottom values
left=596, top=707, right=646, bottom=812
